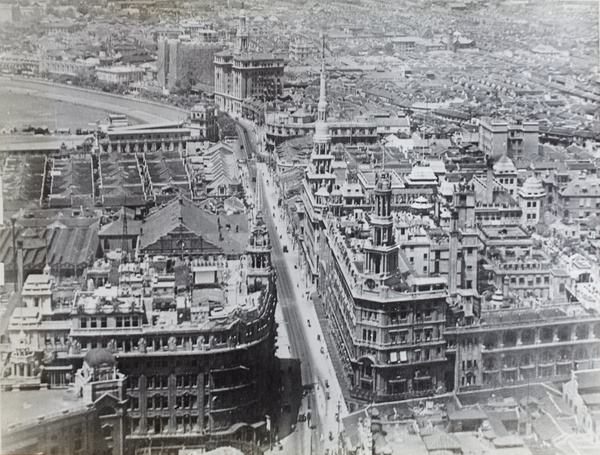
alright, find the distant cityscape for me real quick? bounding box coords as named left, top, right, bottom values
left=0, top=1, right=599, bottom=455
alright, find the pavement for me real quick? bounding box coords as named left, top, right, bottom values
left=235, top=120, right=349, bottom=454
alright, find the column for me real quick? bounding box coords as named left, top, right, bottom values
left=140, top=375, right=148, bottom=433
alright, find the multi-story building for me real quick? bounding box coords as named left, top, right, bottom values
left=264, top=112, right=378, bottom=149
left=319, top=174, right=450, bottom=404
left=518, top=176, right=546, bottom=227
left=563, top=369, right=600, bottom=442
left=2, top=212, right=278, bottom=454
left=299, top=64, right=338, bottom=283
left=189, top=103, right=218, bottom=142
left=157, top=38, right=224, bottom=90
left=96, top=66, right=145, bottom=86
left=99, top=123, right=192, bottom=154
left=557, top=174, right=600, bottom=220
left=479, top=117, right=539, bottom=160
left=214, top=16, right=284, bottom=117
left=446, top=301, right=600, bottom=393
left=289, top=39, right=318, bottom=61
left=471, top=158, right=522, bottom=226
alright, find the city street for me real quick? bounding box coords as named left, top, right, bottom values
left=258, top=164, right=348, bottom=455
left=236, top=113, right=349, bottom=453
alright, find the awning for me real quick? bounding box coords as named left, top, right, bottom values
left=399, top=351, right=408, bottom=362
left=390, top=352, right=398, bottom=363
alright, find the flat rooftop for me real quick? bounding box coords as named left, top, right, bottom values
left=0, top=388, right=86, bottom=429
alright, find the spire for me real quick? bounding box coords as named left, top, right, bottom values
left=317, top=61, right=327, bottom=120
left=313, top=57, right=330, bottom=143
left=317, top=33, right=328, bottom=121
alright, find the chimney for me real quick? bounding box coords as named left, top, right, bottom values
left=486, top=155, right=494, bottom=204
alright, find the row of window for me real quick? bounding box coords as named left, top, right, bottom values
left=509, top=275, right=550, bottom=286
left=79, top=316, right=140, bottom=329
left=388, top=346, right=442, bottom=364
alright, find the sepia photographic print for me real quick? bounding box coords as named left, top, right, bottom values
left=0, top=0, right=599, bottom=454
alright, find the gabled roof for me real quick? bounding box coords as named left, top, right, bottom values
left=139, top=196, right=249, bottom=256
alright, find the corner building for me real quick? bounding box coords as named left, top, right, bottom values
left=319, top=174, right=449, bottom=403
left=66, top=214, right=277, bottom=450
left=2, top=212, right=279, bottom=454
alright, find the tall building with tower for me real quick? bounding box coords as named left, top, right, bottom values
left=300, top=62, right=337, bottom=284
left=157, top=38, right=224, bottom=90
left=214, top=14, right=284, bottom=117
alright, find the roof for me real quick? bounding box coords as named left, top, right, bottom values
left=576, top=370, right=600, bottom=392
left=493, top=155, right=517, bottom=175
left=0, top=388, right=86, bottom=428
left=447, top=406, right=487, bottom=421
left=422, top=433, right=461, bottom=451
left=47, top=220, right=100, bottom=269
left=532, top=413, right=562, bottom=442
left=139, top=196, right=249, bottom=256
left=519, top=176, right=545, bottom=197
left=560, top=176, right=600, bottom=197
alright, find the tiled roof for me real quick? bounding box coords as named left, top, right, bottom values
left=139, top=196, right=249, bottom=256
left=422, top=433, right=461, bottom=451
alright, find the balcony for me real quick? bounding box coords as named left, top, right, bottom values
left=482, top=367, right=500, bottom=374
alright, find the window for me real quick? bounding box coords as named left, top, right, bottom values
left=101, top=317, right=107, bottom=328
left=81, top=318, right=87, bottom=328
left=90, top=318, right=97, bottom=328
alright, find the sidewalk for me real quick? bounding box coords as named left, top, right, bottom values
left=312, top=294, right=353, bottom=406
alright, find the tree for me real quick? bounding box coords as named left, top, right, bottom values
left=76, top=3, right=89, bottom=15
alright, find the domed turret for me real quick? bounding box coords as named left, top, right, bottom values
left=84, top=348, right=116, bottom=368
left=520, top=176, right=545, bottom=198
